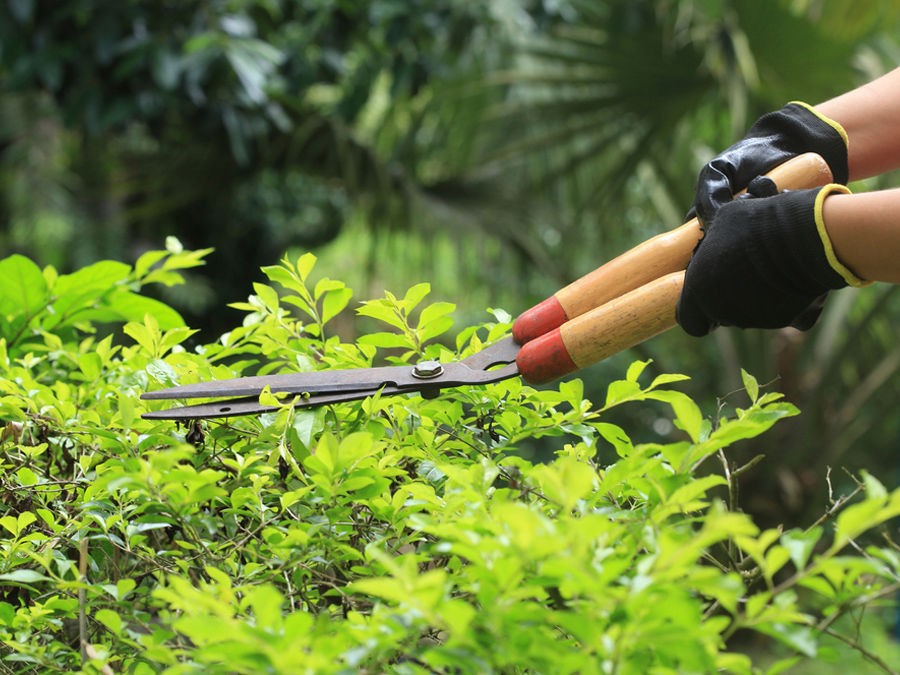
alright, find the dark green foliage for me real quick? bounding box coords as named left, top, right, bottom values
left=1, top=247, right=898, bottom=672
left=0, top=0, right=496, bottom=330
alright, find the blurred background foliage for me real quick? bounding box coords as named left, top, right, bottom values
left=1, top=0, right=899, bottom=527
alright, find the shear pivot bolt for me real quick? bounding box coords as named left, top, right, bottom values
left=412, top=360, right=444, bottom=379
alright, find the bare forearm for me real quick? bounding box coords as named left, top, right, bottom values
left=823, top=188, right=900, bottom=283
left=816, top=67, right=900, bottom=181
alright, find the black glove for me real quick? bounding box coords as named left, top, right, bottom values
left=691, top=102, right=849, bottom=227
left=677, top=178, right=866, bottom=337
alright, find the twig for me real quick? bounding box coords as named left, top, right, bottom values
left=78, top=538, right=88, bottom=664
left=821, top=625, right=899, bottom=675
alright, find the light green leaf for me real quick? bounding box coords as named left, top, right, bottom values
left=646, top=389, right=703, bottom=443
left=357, top=300, right=407, bottom=330
left=294, top=252, right=317, bottom=281
left=860, top=469, right=887, bottom=500
left=0, top=254, right=48, bottom=317
left=648, top=372, right=690, bottom=389
left=604, top=379, right=641, bottom=407
left=418, top=301, right=455, bottom=328
left=741, top=369, right=760, bottom=403
left=313, top=277, right=343, bottom=301
left=358, top=332, right=413, bottom=349
left=107, top=292, right=185, bottom=330
left=292, top=409, right=324, bottom=449
left=350, top=577, right=407, bottom=604
left=781, top=527, right=822, bottom=571
left=0, top=569, right=50, bottom=584
left=246, top=584, right=284, bottom=633
left=595, top=422, right=633, bottom=456
left=15, top=467, right=37, bottom=487
left=134, top=249, right=169, bottom=279
left=756, top=623, right=817, bottom=658
left=95, top=609, right=123, bottom=636
left=626, top=359, right=651, bottom=382
left=321, top=287, right=353, bottom=325
left=252, top=282, right=280, bottom=312
left=831, top=488, right=900, bottom=550
left=402, top=283, right=431, bottom=312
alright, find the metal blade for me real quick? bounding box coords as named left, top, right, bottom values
left=141, top=363, right=414, bottom=400
left=140, top=337, right=521, bottom=418
left=141, top=388, right=385, bottom=420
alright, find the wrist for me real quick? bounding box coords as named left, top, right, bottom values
left=821, top=188, right=900, bottom=283
left=814, top=185, right=867, bottom=287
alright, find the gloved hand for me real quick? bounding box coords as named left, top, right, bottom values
left=691, top=102, right=849, bottom=227
left=677, top=177, right=866, bottom=337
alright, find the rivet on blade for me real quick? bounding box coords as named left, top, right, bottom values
left=411, top=360, right=444, bottom=379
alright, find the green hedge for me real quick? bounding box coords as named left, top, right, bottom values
left=0, top=244, right=898, bottom=673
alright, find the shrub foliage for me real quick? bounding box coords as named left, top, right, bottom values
left=0, top=244, right=898, bottom=673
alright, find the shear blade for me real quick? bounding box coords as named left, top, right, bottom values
left=140, top=337, right=521, bottom=420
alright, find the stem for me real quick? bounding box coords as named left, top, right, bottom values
left=821, top=624, right=899, bottom=674
left=78, top=538, right=88, bottom=664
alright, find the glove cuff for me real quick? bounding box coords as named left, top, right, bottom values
left=788, top=101, right=850, bottom=158
left=748, top=102, right=850, bottom=184
left=812, top=184, right=868, bottom=287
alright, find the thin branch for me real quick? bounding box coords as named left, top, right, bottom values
left=820, top=624, right=900, bottom=675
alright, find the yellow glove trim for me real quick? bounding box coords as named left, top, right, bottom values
left=813, top=184, right=868, bottom=287
left=789, top=100, right=850, bottom=153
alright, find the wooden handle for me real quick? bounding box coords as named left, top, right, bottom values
left=512, top=152, right=834, bottom=344
left=517, top=272, right=683, bottom=384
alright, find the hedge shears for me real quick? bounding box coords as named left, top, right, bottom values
left=142, top=154, right=831, bottom=420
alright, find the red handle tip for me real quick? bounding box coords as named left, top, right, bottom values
left=516, top=328, right=578, bottom=385
left=512, top=296, right=569, bottom=344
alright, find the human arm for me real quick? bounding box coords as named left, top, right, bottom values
left=816, top=67, right=900, bottom=181
left=822, top=187, right=900, bottom=283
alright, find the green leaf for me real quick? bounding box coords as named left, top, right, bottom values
left=313, top=277, right=343, bottom=301
left=626, top=359, right=651, bottom=382
left=402, top=283, right=431, bottom=312
left=531, top=456, right=595, bottom=511
left=741, top=369, right=760, bottom=403
left=604, top=378, right=642, bottom=407
left=833, top=490, right=900, bottom=547
left=357, top=332, right=413, bottom=349
left=781, top=527, right=822, bottom=571
left=756, top=623, right=817, bottom=658
left=107, top=291, right=185, bottom=330
left=124, top=318, right=159, bottom=355
left=246, top=584, right=284, bottom=633
left=418, top=301, right=455, bottom=328
left=357, top=300, right=407, bottom=330
left=595, top=422, right=633, bottom=456
left=252, top=282, right=281, bottom=312
left=292, top=409, right=324, bottom=449
left=645, top=389, right=703, bottom=443
left=0, top=512, right=36, bottom=536
left=321, top=287, right=353, bottom=325
left=860, top=469, right=887, bottom=500
left=95, top=608, right=123, bottom=636
left=15, top=467, right=37, bottom=487
left=0, top=254, right=48, bottom=318
left=664, top=474, right=727, bottom=512
left=134, top=249, right=169, bottom=279
left=0, top=569, right=50, bottom=584
left=294, top=252, right=317, bottom=282
left=351, top=577, right=407, bottom=604
left=648, top=372, right=690, bottom=389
